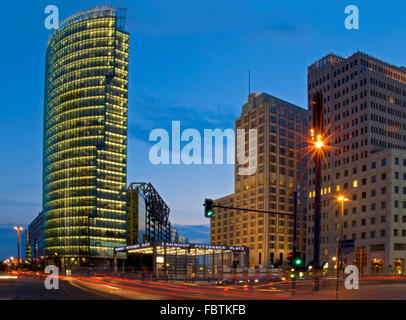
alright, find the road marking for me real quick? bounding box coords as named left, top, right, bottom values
left=258, top=289, right=283, bottom=292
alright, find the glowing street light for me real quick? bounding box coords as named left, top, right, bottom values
left=336, top=195, right=349, bottom=300
left=13, top=226, right=23, bottom=267
left=315, top=139, right=324, bottom=149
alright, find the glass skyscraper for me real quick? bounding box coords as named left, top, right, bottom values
left=43, top=6, right=129, bottom=266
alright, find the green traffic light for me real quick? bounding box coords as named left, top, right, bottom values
left=295, top=259, right=302, bottom=265
left=207, top=211, right=213, bottom=217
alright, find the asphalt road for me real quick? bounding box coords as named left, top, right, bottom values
left=0, top=276, right=114, bottom=300
left=2, top=275, right=406, bottom=300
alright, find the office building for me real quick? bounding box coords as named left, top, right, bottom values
left=42, top=6, right=129, bottom=267
left=211, top=93, right=308, bottom=267
left=28, top=212, right=45, bottom=261
left=307, top=52, right=406, bottom=274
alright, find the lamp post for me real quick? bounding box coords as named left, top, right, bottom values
left=336, top=196, right=349, bottom=300
left=13, top=226, right=23, bottom=267
left=311, top=92, right=323, bottom=291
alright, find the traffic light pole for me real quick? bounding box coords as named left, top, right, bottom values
left=291, top=191, right=298, bottom=295
left=211, top=205, right=297, bottom=217
left=211, top=192, right=300, bottom=273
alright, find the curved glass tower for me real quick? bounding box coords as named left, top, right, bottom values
left=43, top=6, right=129, bottom=265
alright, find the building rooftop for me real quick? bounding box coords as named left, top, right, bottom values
left=241, top=92, right=306, bottom=115
left=309, top=51, right=406, bottom=77
left=47, top=5, right=127, bottom=46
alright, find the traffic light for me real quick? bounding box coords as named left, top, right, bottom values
left=287, top=252, right=293, bottom=266
left=293, top=252, right=304, bottom=269
left=204, top=199, right=214, bottom=218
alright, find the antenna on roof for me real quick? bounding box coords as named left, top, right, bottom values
left=248, top=69, right=251, bottom=96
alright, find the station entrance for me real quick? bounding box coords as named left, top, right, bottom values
left=114, top=241, right=249, bottom=281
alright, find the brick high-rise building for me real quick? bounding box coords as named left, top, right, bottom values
left=307, top=52, right=406, bottom=274
left=211, top=93, right=308, bottom=267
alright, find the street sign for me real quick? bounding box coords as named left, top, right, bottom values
left=340, top=239, right=355, bottom=248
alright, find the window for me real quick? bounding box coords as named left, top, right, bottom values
left=353, top=180, right=358, bottom=188
left=372, top=162, right=376, bottom=169
left=382, top=159, right=386, bottom=166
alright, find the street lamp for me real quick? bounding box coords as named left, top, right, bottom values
left=336, top=196, right=349, bottom=300
left=309, top=92, right=325, bottom=292
left=13, top=226, right=23, bottom=267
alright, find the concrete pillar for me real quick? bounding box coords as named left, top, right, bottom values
left=164, top=243, right=167, bottom=280
left=113, top=251, right=118, bottom=274
left=203, top=253, right=206, bottom=280
left=193, top=249, right=197, bottom=283
left=184, top=249, right=187, bottom=282
left=211, top=252, right=215, bottom=281
left=174, top=247, right=178, bottom=280
left=152, top=241, right=157, bottom=279
left=221, top=251, right=224, bottom=280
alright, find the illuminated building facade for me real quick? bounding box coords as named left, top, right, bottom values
left=43, top=6, right=129, bottom=266
left=307, top=52, right=406, bottom=274
left=25, top=212, right=45, bottom=261
left=211, top=93, right=308, bottom=267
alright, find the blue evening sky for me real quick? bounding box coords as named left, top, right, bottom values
left=0, top=0, right=404, bottom=258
